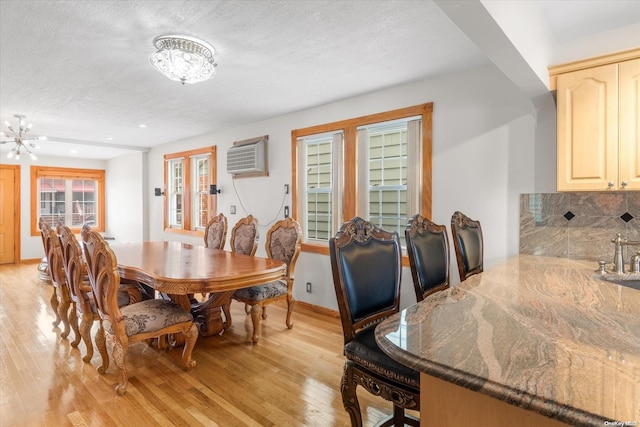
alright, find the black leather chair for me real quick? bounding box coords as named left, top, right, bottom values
left=451, top=211, right=484, bottom=281
left=405, top=214, right=450, bottom=301
left=330, top=217, right=420, bottom=427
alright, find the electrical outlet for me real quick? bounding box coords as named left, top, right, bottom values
left=284, top=184, right=289, bottom=194
left=306, top=282, right=312, bottom=293
left=284, top=206, right=289, bottom=218
left=230, top=205, right=236, bottom=214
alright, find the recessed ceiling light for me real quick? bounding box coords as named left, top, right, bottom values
left=70, top=149, right=78, bottom=154
left=105, top=137, right=113, bottom=140
left=139, top=124, right=147, bottom=128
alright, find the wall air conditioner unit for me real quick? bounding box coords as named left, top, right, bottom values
left=227, top=135, right=268, bottom=177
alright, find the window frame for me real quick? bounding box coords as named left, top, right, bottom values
left=30, top=166, right=106, bottom=236
left=163, top=146, right=217, bottom=236
left=291, top=103, right=433, bottom=258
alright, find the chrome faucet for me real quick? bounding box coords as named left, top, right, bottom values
left=611, top=233, right=640, bottom=274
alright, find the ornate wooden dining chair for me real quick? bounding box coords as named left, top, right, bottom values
left=81, top=226, right=198, bottom=395
left=231, top=217, right=302, bottom=343
left=37, top=218, right=52, bottom=285
left=39, top=218, right=60, bottom=326
left=330, top=217, right=420, bottom=427
left=230, top=215, right=259, bottom=256
left=451, top=211, right=484, bottom=281
left=204, top=212, right=228, bottom=249
left=57, top=223, right=109, bottom=371
left=222, top=215, right=260, bottom=323
left=40, top=220, right=77, bottom=341
left=405, top=214, right=451, bottom=301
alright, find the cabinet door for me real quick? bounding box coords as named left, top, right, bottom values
left=619, top=58, right=640, bottom=191
left=557, top=64, right=618, bottom=191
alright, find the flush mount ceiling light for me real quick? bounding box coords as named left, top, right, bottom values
left=0, top=114, right=46, bottom=161
left=149, top=35, right=218, bottom=85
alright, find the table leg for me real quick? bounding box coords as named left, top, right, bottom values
left=190, top=291, right=234, bottom=337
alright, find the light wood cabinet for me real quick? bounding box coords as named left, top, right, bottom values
left=552, top=50, right=640, bottom=191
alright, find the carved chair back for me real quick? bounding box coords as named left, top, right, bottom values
left=451, top=211, right=484, bottom=281
left=41, top=221, right=67, bottom=291
left=81, top=225, right=123, bottom=326
left=405, top=214, right=450, bottom=301
left=39, top=217, right=54, bottom=263
left=204, top=213, right=227, bottom=250
left=265, top=217, right=302, bottom=286
left=57, top=224, right=91, bottom=313
left=230, top=215, right=259, bottom=256
left=329, top=216, right=402, bottom=344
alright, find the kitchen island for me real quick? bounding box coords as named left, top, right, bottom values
left=376, top=255, right=639, bottom=427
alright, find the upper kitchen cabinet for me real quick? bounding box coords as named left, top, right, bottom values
left=550, top=49, right=640, bottom=191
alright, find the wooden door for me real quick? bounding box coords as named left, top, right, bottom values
left=556, top=63, right=618, bottom=191
left=619, top=58, right=640, bottom=191
left=0, top=165, right=20, bottom=264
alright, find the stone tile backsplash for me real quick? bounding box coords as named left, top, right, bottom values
left=520, top=192, right=640, bottom=265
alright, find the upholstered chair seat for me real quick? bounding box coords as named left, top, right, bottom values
left=105, top=299, right=193, bottom=336
left=232, top=279, right=287, bottom=302
left=344, top=325, right=420, bottom=388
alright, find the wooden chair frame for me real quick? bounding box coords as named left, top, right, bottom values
left=58, top=223, right=109, bottom=371
left=39, top=218, right=60, bottom=326
left=41, top=220, right=78, bottom=342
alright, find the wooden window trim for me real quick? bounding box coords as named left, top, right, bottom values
left=31, top=166, right=106, bottom=236
left=164, top=146, right=217, bottom=237
left=291, top=103, right=433, bottom=258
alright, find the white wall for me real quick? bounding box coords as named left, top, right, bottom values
left=105, top=151, right=147, bottom=243
left=146, top=63, right=553, bottom=310
left=14, top=63, right=554, bottom=310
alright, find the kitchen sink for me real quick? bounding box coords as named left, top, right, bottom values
left=596, top=272, right=640, bottom=291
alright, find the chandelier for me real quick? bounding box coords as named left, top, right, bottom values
left=0, top=114, right=46, bottom=161
left=149, top=35, right=217, bottom=85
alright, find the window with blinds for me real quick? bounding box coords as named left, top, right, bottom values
left=304, top=133, right=335, bottom=241
left=293, top=103, right=432, bottom=253
left=365, top=121, right=410, bottom=245
left=164, top=146, right=217, bottom=233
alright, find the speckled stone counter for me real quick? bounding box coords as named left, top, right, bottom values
left=376, top=255, right=640, bottom=427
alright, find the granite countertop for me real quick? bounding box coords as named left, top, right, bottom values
left=375, top=255, right=640, bottom=427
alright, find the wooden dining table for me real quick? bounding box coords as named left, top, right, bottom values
left=110, top=241, right=286, bottom=337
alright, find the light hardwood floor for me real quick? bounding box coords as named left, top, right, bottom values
left=0, top=261, right=400, bottom=427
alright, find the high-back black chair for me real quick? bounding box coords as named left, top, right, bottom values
left=405, top=214, right=450, bottom=301
left=451, top=211, right=484, bottom=281
left=330, top=217, right=420, bottom=427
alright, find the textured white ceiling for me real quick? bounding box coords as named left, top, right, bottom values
left=0, top=0, right=638, bottom=160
